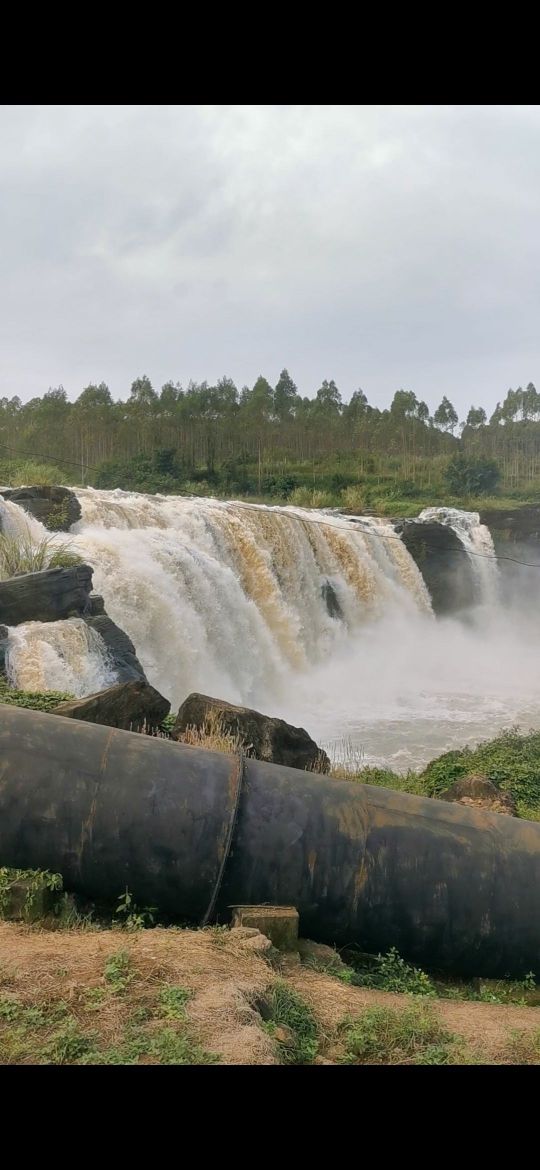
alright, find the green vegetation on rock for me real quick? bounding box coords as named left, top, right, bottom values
left=0, top=531, right=83, bottom=580
left=0, top=679, right=74, bottom=712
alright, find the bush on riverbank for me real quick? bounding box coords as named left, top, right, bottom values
left=341, top=729, right=540, bottom=821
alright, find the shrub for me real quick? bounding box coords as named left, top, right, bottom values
left=348, top=947, right=435, bottom=996
left=0, top=531, right=83, bottom=579
left=444, top=454, right=501, bottom=496
left=420, top=728, right=540, bottom=814
left=340, top=485, right=365, bottom=512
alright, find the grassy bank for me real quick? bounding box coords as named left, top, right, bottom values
left=2, top=918, right=540, bottom=1064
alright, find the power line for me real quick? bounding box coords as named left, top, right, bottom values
left=0, top=443, right=98, bottom=472
left=1, top=441, right=540, bottom=569
left=230, top=499, right=540, bottom=569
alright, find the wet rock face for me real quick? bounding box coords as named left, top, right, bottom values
left=54, top=680, right=170, bottom=732
left=480, top=505, right=540, bottom=545
left=83, top=614, right=147, bottom=683
left=172, top=692, right=330, bottom=773
left=321, top=578, right=343, bottom=620
left=0, top=486, right=81, bottom=532
left=0, top=564, right=94, bottom=626
left=397, top=520, right=477, bottom=614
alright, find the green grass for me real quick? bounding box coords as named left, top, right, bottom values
left=0, top=679, right=74, bottom=713
left=310, top=943, right=539, bottom=1006
left=0, top=970, right=218, bottom=1066
left=262, top=981, right=320, bottom=1064
left=0, top=531, right=83, bottom=580
left=502, top=1029, right=540, bottom=1064
left=335, top=728, right=540, bottom=823
left=337, top=1002, right=467, bottom=1065
left=419, top=728, right=540, bottom=816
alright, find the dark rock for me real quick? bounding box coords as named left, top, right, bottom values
left=88, top=593, right=105, bottom=616
left=321, top=578, right=342, bottom=620
left=54, top=680, right=170, bottom=732
left=172, top=692, right=330, bottom=772
left=396, top=520, right=477, bottom=614
left=0, top=564, right=93, bottom=626
left=0, top=486, right=81, bottom=532
left=439, top=774, right=517, bottom=816
left=84, top=614, right=147, bottom=683
left=297, top=938, right=348, bottom=972
left=480, top=505, right=540, bottom=545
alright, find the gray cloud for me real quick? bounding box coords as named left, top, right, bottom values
left=1, top=104, right=540, bottom=416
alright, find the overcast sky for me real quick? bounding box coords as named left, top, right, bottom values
left=1, top=104, right=540, bottom=417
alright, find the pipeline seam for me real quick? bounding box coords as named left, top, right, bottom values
left=200, top=750, right=246, bottom=927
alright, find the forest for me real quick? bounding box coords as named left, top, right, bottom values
left=2, top=372, right=540, bottom=512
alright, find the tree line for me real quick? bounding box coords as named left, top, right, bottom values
left=1, top=373, right=540, bottom=496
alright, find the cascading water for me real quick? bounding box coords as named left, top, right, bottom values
left=6, top=619, right=117, bottom=696
left=66, top=489, right=433, bottom=707
left=417, top=506, right=500, bottom=606
left=2, top=487, right=540, bottom=771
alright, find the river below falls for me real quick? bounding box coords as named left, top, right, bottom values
left=269, top=606, right=540, bottom=772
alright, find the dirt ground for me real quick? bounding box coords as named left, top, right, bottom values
left=1, top=920, right=540, bottom=1064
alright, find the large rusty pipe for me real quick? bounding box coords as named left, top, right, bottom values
left=1, top=703, right=540, bottom=978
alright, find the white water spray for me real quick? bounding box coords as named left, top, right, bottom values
left=3, top=487, right=537, bottom=770
left=6, top=618, right=117, bottom=696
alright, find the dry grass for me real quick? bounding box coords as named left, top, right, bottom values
left=178, top=712, right=244, bottom=756
left=3, top=919, right=540, bottom=1064
left=0, top=921, right=279, bottom=1065
left=285, top=965, right=540, bottom=1065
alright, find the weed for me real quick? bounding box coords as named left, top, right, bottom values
left=0, top=679, right=74, bottom=714
left=263, top=981, right=320, bottom=1064
left=503, top=1029, right=540, bottom=1064
left=103, top=950, right=133, bottom=993
left=115, top=887, right=157, bottom=930
left=338, top=1002, right=465, bottom=1065
left=0, top=529, right=82, bottom=580
left=0, top=866, right=63, bottom=920
left=348, top=947, right=436, bottom=996
left=158, top=985, right=191, bottom=1020
left=46, top=1019, right=96, bottom=1064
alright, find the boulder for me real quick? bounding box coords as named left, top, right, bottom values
left=321, top=578, right=343, bottom=620
left=439, top=774, right=517, bottom=816
left=83, top=614, right=147, bottom=683
left=172, top=692, right=330, bottom=772
left=297, top=938, right=348, bottom=972
left=396, top=519, right=477, bottom=614
left=54, top=680, right=170, bottom=732
left=88, top=593, right=105, bottom=616
left=0, top=486, right=81, bottom=532
left=0, top=564, right=93, bottom=626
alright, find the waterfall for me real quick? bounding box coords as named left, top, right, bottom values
left=6, top=488, right=533, bottom=772
left=6, top=619, right=117, bottom=695
left=0, top=488, right=433, bottom=707
left=417, top=506, right=500, bottom=606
